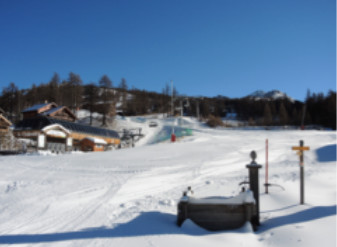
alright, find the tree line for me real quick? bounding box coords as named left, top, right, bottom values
left=0, top=72, right=335, bottom=130
left=0, top=72, right=174, bottom=126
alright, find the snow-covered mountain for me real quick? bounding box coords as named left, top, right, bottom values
left=246, top=90, right=294, bottom=102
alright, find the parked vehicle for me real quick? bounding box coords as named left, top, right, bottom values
left=149, top=121, right=158, bottom=127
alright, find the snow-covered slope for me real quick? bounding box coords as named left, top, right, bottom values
left=0, top=120, right=335, bottom=247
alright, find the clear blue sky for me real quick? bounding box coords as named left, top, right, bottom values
left=0, top=0, right=335, bottom=101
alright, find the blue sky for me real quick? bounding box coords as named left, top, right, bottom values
left=0, top=0, right=335, bottom=101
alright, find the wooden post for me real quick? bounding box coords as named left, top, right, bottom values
left=299, top=140, right=305, bottom=204
left=292, top=140, right=310, bottom=205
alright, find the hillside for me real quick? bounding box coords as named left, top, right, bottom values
left=1, top=79, right=336, bottom=129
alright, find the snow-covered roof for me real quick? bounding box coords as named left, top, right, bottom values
left=15, top=116, right=120, bottom=139
left=22, top=103, right=52, bottom=113
left=42, top=106, right=64, bottom=116
left=42, top=124, right=71, bottom=135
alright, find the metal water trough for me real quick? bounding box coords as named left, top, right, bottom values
left=177, top=151, right=262, bottom=231
left=177, top=190, right=257, bottom=231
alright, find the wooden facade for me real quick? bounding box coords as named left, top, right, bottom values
left=71, top=132, right=120, bottom=146
left=0, top=115, right=11, bottom=133
left=80, top=138, right=106, bottom=152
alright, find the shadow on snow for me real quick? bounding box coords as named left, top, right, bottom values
left=316, top=144, right=337, bottom=162
left=0, top=206, right=335, bottom=244
left=258, top=205, right=336, bottom=233
left=0, top=212, right=179, bottom=244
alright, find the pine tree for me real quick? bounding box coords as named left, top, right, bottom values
left=59, top=80, right=70, bottom=106
left=279, top=102, right=288, bottom=126
left=118, top=78, right=128, bottom=113
left=263, top=103, right=272, bottom=126
left=26, top=83, right=38, bottom=107
left=47, top=73, right=60, bottom=104
left=291, top=108, right=299, bottom=125
left=1, top=82, right=19, bottom=122
left=99, top=75, right=114, bottom=126
left=84, top=83, right=99, bottom=125
left=161, top=83, right=171, bottom=115
left=67, top=72, right=83, bottom=111
left=325, top=91, right=336, bottom=129
left=118, top=78, right=128, bottom=91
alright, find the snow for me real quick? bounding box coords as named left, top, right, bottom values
left=187, top=190, right=256, bottom=205
left=84, top=137, right=107, bottom=145
left=22, top=103, right=49, bottom=113
left=42, top=124, right=71, bottom=137
left=42, top=106, right=64, bottom=116
left=0, top=116, right=335, bottom=247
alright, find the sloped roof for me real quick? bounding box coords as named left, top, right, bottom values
left=42, top=106, right=63, bottom=115
left=42, top=124, right=71, bottom=135
left=41, top=106, right=76, bottom=119
left=22, top=103, right=58, bottom=113
left=15, top=116, right=119, bottom=139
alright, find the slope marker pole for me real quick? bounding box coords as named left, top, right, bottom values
left=265, top=139, right=269, bottom=194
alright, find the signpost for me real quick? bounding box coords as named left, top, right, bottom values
left=292, top=140, right=310, bottom=204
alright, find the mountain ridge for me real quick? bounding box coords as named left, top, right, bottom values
left=246, top=90, right=294, bottom=102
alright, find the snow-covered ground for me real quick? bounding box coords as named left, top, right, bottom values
left=0, top=116, right=335, bottom=247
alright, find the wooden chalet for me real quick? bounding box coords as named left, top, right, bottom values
left=22, top=102, right=76, bottom=122
left=14, top=103, right=120, bottom=153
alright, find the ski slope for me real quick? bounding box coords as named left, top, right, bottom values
left=0, top=117, right=335, bottom=247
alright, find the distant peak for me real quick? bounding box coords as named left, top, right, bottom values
left=246, top=90, right=294, bottom=102
left=250, top=90, right=267, bottom=97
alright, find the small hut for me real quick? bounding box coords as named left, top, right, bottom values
left=80, top=137, right=107, bottom=152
